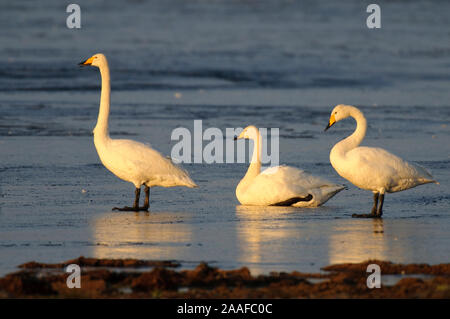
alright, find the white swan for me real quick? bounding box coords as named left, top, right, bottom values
left=234, top=125, right=345, bottom=207
left=325, top=104, right=438, bottom=218
left=79, top=53, right=197, bottom=211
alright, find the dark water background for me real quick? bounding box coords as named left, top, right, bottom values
left=0, top=0, right=449, bottom=275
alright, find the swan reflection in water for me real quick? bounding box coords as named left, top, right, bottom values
left=91, top=211, right=193, bottom=260
left=235, top=205, right=309, bottom=274
left=236, top=206, right=406, bottom=273
left=328, top=219, right=388, bottom=264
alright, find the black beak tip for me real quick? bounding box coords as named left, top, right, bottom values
left=324, top=124, right=331, bottom=132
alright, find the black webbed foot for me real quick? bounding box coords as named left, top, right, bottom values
left=112, top=187, right=150, bottom=212
left=112, top=206, right=148, bottom=212
left=352, top=213, right=382, bottom=219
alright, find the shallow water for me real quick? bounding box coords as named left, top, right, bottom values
left=0, top=0, right=449, bottom=276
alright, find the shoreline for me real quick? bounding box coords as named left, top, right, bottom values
left=0, top=257, right=448, bottom=298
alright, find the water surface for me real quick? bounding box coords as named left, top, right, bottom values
left=0, top=0, right=449, bottom=276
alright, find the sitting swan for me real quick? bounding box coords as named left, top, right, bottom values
left=79, top=53, right=197, bottom=211
left=235, top=125, right=345, bottom=207
left=325, top=104, right=437, bottom=218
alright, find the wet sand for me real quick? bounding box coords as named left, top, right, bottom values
left=0, top=257, right=448, bottom=298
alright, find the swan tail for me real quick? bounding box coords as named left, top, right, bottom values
left=313, top=184, right=346, bottom=206
left=326, top=184, right=345, bottom=196
left=176, top=174, right=198, bottom=188
left=419, top=178, right=438, bottom=185
left=184, top=179, right=198, bottom=188
left=169, top=162, right=198, bottom=188
left=290, top=184, right=345, bottom=207
left=331, top=184, right=346, bottom=191
left=411, top=162, right=435, bottom=179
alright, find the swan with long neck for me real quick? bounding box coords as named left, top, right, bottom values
left=235, top=125, right=345, bottom=207
left=79, top=53, right=197, bottom=211
left=325, top=104, right=437, bottom=218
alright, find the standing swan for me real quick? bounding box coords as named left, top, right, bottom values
left=325, top=104, right=437, bottom=218
left=235, top=125, right=345, bottom=207
left=79, top=54, right=197, bottom=211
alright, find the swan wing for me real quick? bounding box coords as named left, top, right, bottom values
left=104, top=139, right=197, bottom=187
left=345, top=147, right=435, bottom=192
left=240, top=165, right=343, bottom=206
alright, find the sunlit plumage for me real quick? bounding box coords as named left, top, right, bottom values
left=79, top=53, right=197, bottom=211
left=235, top=125, right=344, bottom=207
left=325, top=104, right=437, bottom=218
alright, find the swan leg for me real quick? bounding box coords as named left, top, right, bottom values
left=376, top=194, right=384, bottom=217
left=113, top=187, right=143, bottom=212
left=141, top=186, right=150, bottom=210
left=133, top=187, right=140, bottom=209
left=371, top=193, right=379, bottom=215
left=352, top=192, right=382, bottom=218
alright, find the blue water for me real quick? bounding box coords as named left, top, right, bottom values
left=0, top=0, right=449, bottom=276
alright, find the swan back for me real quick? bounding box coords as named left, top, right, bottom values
left=236, top=165, right=344, bottom=207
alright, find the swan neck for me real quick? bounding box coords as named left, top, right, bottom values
left=94, top=62, right=111, bottom=138
left=348, top=109, right=367, bottom=148
left=244, top=131, right=262, bottom=180
left=335, top=108, right=367, bottom=154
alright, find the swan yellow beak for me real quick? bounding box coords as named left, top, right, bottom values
left=325, top=114, right=336, bottom=131
left=78, top=56, right=95, bottom=66
left=234, top=130, right=246, bottom=140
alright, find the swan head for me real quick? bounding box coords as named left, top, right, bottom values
left=234, top=125, right=260, bottom=141
left=325, top=104, right=355, bottom=131
left=79, top=53, right=107, bottom=68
